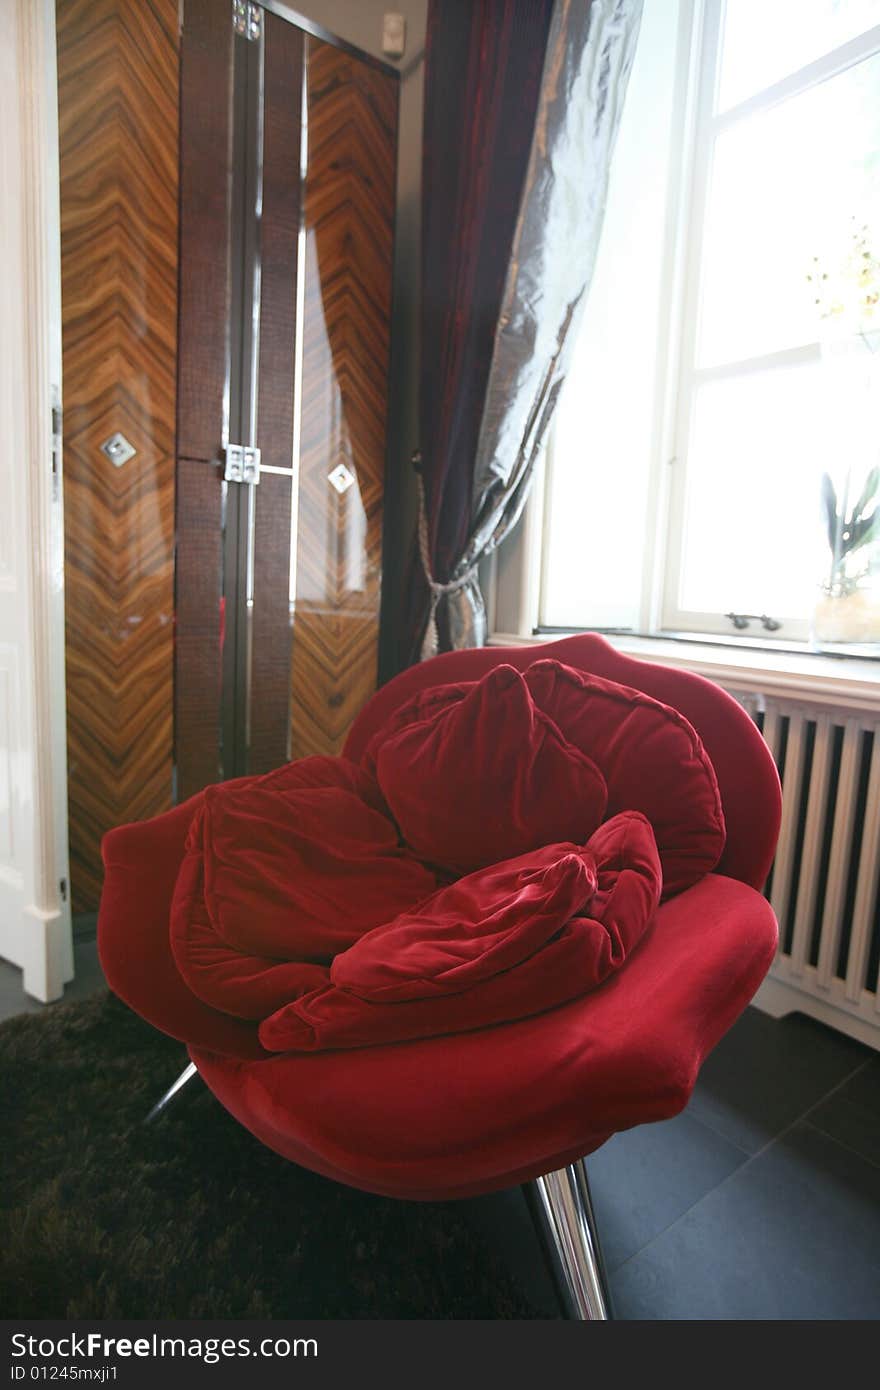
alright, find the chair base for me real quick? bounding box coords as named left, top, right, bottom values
left=527, top=1160, right=612, bottom=1319
left=145, top=1060, right=200, bottom=1123
left=147, top=1061, right=611, bottom=1316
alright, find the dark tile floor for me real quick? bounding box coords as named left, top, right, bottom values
left=456, top=1008, right=880, bottom=1320
left=599, top=1010, right=880, bottom=1319
left=3, top=942, right=879, bottom=1319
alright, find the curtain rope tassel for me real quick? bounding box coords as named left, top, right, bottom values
left=416, top=469, right=478, bottom=659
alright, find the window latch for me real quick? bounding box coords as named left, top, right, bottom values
left=725, top=611, right=781, bottom=633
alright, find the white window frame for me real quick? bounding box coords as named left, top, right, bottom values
left=663, top=1, right=880, bottom=642
left=491, top=0, right=880, bottom=653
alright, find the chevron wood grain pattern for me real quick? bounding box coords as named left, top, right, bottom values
left=249, top=13, right=303, bottom=775
left=57, top=0, right=179, bottom=910
left=289, top=40, right=398, bottom=760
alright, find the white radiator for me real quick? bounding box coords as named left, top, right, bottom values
left=731, top=690, right=880, bottom=1050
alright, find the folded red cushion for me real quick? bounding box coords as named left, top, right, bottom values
left=332, top=842, right=598, bottom=1001
left=523, top=661, right=725, bottom=898
left=374, top=664, right=608, bottom=876
left=258, top=811, right=661, bottom=1052
left=366, top=659, right=725, bottom=900
left=169, top=755, right=437, bottom=1018
left=170, top=846, right=331, bottom=1019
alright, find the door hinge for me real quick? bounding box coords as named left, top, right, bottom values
left=51, top=391, right=62, bottom=500
left=224, top=443, right=261, bottom=485
left=233, top=1, right=261, bottom=39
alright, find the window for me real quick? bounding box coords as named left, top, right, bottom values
left=535, top=0, right=880, bottom=645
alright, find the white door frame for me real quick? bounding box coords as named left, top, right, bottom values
left=0, top=0, right=72, bottom=1000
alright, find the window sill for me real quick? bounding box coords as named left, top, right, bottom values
left=487, top=629, right=880, bottom=713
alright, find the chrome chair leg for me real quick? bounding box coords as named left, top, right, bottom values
left=145, top=1060, right=200, bottom=1123
left=528, top=1159, right=612, bottom=1319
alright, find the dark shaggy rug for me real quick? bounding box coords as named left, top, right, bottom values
left=0, top=992, right=542, bottom=1319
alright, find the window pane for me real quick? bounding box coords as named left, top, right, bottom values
left=698, top=51, right=880, bottom=366
left=677, top=363, right=830, bottom=622
left=719, top=0, right=880, bottom=111
left=542, top=385, right=647, bottom=631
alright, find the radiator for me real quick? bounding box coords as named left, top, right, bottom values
left=730, top=690, right=880, bottom=1050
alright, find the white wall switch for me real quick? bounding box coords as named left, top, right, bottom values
left=382, top=12, right=406, bottom=59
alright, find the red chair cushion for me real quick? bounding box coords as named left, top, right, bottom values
left=369, top=658, right=725, bottom=899
left=193, top=874, right=778, bottom=1200
left=169, top=756, right=436, bottom=1019
left=257, top=812, right=662, bottom=1052
left=523, top=661, right=725, bottom=897
left=99, top=794, right=266, bottom=1059
left=373, top=664, right=608, bottom=875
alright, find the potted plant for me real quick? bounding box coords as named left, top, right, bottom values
left=807, top=221, right=880, bottom=651
left=814, top=462, right=880, bottom=646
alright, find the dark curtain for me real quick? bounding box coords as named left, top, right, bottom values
left=403, top=0, right=557, bottom=663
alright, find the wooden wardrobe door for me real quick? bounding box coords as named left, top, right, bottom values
left=176, top=4, right=309, bottom=789
left=289, top=39, right=399, bottom=760
left=248, top=13, right=304, bottom=776
left=174, top=0, right=234, bottom=801
left=176, top=0, right=233, bottom=465
left=57, top=0, right=179, bottom=910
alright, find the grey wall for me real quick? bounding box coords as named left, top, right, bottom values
left=288, top=0, right=427, bottom=676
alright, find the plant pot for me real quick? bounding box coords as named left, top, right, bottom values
left=812, top=586, right=880, bottom=652
left=812, top=331, right=880, bottom=654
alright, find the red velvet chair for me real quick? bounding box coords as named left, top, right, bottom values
left=98, top=634, right=781, bottom=1318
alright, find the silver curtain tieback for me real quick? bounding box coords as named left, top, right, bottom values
left=416, top=469, right=478, bottom=660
